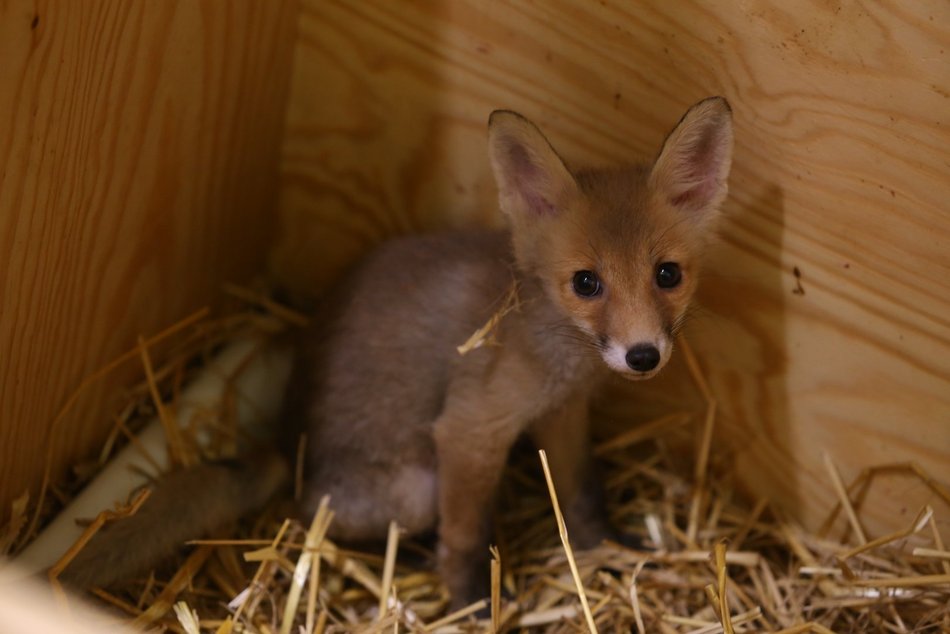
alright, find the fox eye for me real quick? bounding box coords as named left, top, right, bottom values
left=655, top=262, right=682, bottom=289
left=572, top=270, right=602, bottom=297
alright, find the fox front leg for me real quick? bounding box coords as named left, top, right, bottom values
left=530, top=393, right=616, bottom=549
left=433, top=408, right=523, bottom=609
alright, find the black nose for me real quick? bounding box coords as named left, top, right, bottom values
left=626, top=344, right=660, bottom=372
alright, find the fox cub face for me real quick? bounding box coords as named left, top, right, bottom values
left=488, top=98, right=733, bottom=380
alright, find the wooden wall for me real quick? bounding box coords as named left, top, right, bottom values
left=272, top=1, right=950, bottom=534
left=1, top=0, right=945, bottom=540
left=0, top=1, right=299, bottom=522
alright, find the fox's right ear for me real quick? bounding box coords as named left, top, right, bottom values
left=488, top=110, right=578, bottom=220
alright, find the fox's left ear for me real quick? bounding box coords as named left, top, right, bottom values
left=487, top=110, right=579, bottom=221
left=649, top=97, right=734, bottom=225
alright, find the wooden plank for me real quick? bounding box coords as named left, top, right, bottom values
left=0, top=0, right=299, bottom=525
left=273, top=0, right=950, bottom=535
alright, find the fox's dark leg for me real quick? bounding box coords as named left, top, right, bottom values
left=529, top=394, right=615, bottom=549
left=433, top=407, right=524, bottom=610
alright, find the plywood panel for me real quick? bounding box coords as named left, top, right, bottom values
left=273, top=1, right=950, bottom=535
left=0, top=1, right=299, bottom=523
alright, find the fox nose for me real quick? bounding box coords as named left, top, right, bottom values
left=626, top=344, right=660, bottom=372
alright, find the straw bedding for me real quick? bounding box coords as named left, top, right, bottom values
left=4, top=291, right=948, bottom=633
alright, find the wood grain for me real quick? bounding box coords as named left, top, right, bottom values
left=273, top=0, right=950, bottom=535
left=0, top=1, right=299, bottom=524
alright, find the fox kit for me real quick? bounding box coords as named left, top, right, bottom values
left=62, top=97, right=733, bottom=609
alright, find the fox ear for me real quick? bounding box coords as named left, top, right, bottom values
left=650, top=97, right=733, bottom=222
left=488, top=110, right=578, bottom=219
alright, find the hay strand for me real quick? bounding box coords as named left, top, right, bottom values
left=823, top=451, right=868, bottom=545
left=139, top=334, right=192, bottom=468
left=713, top=539, right=734, bottom=634
left=174, top=600, right=202, bottom=634
left=457, top=282, right=519, bottom=355
left=377, top=520, right=400, bottom=622
left=132, top=545, right=214, bottom=628
left=629, top=560, right=647, bottom=634
left=839, top=505, right=932, bottom=562
left=422, top=599, right=488, bottom=631
left=539, top=449, right=599, bottom=633
left=280, top=496, right=333, bottom=634
left=490, top=545, right=502, bottom=632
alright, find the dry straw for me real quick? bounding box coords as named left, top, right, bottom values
left=3, top=290, right=948, bottom=632
left=538, top=449, right=598, bottom=633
